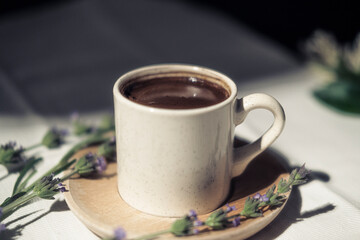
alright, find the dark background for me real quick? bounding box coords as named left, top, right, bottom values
left=1, top=0, right=359, bottom=55
left=0, top=0, right=359, bottom=115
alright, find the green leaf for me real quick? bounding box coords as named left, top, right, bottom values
left=0, top=192, right=27, bottom=207
left=266, top=185, right=276, bottom=199
left=53, top=159, right=76, bottom=176
left=205, top=209, right=229, bottom=230
left=59, top=136, right=108, bottom=166
left=170, top=216, right=193, bottom=236
left=12, top=157, right=42, bottom=195
left=277, top=178, right=291, bottom=194
left=292, top=179, right=307, bottom=185
left=240, top=197, right=261, bottom=218
left=37, top=190, right=57, bottom=200
left=16, top=169, right=37, bottom=194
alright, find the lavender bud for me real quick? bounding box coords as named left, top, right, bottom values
left=295, top=164, right=311, bottom=180
left=33, top=174, right=66, bottom=199
left=225, top=203, right=236, bottom=213
left=0, top=141, right=27, bottom=169
left=41, top=127, right=68, bottom=148
left=260, top=195, right=269, bottom=202
left=193, top=220, right=204, bottom=227
left=75, top=153, right=107, bottom=176
left=253, top=193, right=261, bottom=200
left=232, top=217, right=241, bottom=227
left=95, top=156, right=107, bottom=173
left=114, top=227, right=126, bottom=240
left=189, top=209, right=197, bottom=219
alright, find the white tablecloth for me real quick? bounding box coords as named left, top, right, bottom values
left=1, top=1, right=360, bottom=239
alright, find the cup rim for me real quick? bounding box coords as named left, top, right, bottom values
left=113, top=64, right=237, bottom=115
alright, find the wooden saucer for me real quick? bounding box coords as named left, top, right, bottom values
left=63, top=146, right=290, bottom=240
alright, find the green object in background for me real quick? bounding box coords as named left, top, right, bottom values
left=305, top=30, right=360, bottom=115
left=313, top=81, right=360, bottom=114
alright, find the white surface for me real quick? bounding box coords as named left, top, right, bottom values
left=1, top=68, right=360, bottom=240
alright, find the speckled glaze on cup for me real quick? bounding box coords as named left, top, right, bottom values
left=113, top=64, right=285, bottom=217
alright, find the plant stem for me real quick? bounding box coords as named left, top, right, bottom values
left=58, top=135, right=110, bottom=165
left=1, top=193, right=37, bottom=218
left=23, top=143, right=42, bottom=152
left=133, top=229, right=172, bottom=240
left=61, top=170, right=79, bottom=181
left=23, top=135, right=109, bottom=193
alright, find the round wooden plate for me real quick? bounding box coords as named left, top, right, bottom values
left=63, top=145, right=290, bottom=240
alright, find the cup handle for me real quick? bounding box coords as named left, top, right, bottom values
left=232, top=93, right=286, bottom=178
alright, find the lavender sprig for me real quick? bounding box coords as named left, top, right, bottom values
left=73, top=153, right=107, bottom=176
left=41, top=127, right=68, bottom=149
left=71, top=112, right=96, bottom=136
left=0, top=174, right=68, bottom=222
left=205, top=204, right=238, bottom=230
left=0, top=126, right=68, bottom=172
left=21, top=135, right=109, bottom=194
left=104, top=164, right=310, bottom=240
left=71, top=112, right=115, bottom=136
left=97, top=137, right=116, bottom=161
left=278, top=164, right=311, bottom=194
left=1, top=113, right=114, bottom=237
left=0, top=141, right=27, bottom=170
left=33, top=174, right=67, bottom=200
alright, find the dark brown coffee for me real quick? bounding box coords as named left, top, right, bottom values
left=120, top=75, right=230, bottom=109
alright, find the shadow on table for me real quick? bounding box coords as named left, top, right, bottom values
left=231, top=137, right=334, bottom=240
left=1, top=199, right=69, bottom=240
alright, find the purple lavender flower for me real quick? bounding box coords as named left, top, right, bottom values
left=57, top=183, right=67, bottom=193
left=295, top=164, right=311, bottom=179
left=41, top=127, right=68, bottom=149
left=253, top=193, right=269, bottom=202
left=232, top=217, right=241, bottom=227
left=253, top=193, right=261, bottom=200
left=225, top=203, right=236, bottom=213
left=75, top=152, right=107, bottom=176
left=189, top=210, right=197, bottom=220
left=33, top=174, right=66, bottom=199
left=114, top=227, right=126, bottom=240
left=95, top=156, right=107, bottom=173
left=85, top=152, right=94, bottom=160
left=193, top=220, right=204, bottom=227
left=0, top=141, right=26, bottom=167
left=261, top=195, right=269, bottom=202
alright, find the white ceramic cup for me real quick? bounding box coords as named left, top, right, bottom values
left=113, top=64, right=285, bottom=217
